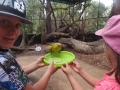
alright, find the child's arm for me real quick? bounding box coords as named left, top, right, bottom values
left=25, top=61, right=59, bottom=90
left=61, top=64, right=83, bottom=90
left=67, top=74, right=83, bottom=90
left=70, top=61, right=100, bottom=87
left=22, top=56, right=46, bottom=74
left=78, top=68, right=100, bottom=87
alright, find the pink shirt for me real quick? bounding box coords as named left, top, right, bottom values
left=94, top=74, right=120, bottom=90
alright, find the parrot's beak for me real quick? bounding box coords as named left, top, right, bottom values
left=60, top=45, right=62, bottom=48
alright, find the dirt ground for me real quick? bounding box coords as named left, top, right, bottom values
left=15, top=44, right=112, bottom=90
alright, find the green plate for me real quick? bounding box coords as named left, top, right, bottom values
left=44, top=51, right=75, bottom=67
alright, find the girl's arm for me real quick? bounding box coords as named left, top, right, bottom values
left=67, top=74, right=83, bottom=90
left=70, top=61, right=100, bottom=87
left=61, top=64, right=83, bottom=90
left=78, top=68, right=100, bottom=87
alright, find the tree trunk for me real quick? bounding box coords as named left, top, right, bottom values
left=19, top=29, right=27, bottom=49
left=59, top=38, right=105, bottom=54
left=45, top=0, right=52, bottom=34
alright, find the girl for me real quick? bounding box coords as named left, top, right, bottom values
left=62, top=15, right=120, bottom=90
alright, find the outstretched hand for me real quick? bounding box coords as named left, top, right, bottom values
left=70, top=60, right=82, bottom=74
left=22, top=56, right=47, bottom=74
left=61, top=63, right=72, bottom=76
left=35, top=56, right=47, bottom=68
left=46, top=61, right=59, bottom=75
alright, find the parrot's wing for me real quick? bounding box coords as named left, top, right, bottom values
left=48, top=46, right=52, bottom=52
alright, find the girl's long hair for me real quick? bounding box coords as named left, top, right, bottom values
left=114, top=53, right=120, bottom=84
left=107, top=45, right=120, bottom=84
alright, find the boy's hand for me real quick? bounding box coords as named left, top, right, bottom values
left=46, top=61, right=59, bottom=75
left=35, top=56, right=47, bottom=67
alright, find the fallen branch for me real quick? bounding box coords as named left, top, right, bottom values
left=59, top=38, right=105, bottom=54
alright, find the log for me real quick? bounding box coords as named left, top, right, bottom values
left=59, top=38, right=105, bottom=54
left=10, top=46, right=35, bottom=51
left=11, top=46, right=25, bottom=51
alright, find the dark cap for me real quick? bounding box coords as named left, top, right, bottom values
left=0, top=0, right=33, bottom=24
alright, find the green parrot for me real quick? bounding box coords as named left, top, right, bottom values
left=48, top=43, right=62, bottom=52
left=48, top=43, right=62, bottom=61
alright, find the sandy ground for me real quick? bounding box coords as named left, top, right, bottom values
left=16, top=55, right=108, bottom=90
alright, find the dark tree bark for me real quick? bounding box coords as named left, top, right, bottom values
left=19, top=29, right=27, bottom=49
left=45, top=0, right=52, bottom=34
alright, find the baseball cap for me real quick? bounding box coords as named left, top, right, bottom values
left=95, top=15, right=120, bottom=54
left=0, top=0, right=33, bottom=24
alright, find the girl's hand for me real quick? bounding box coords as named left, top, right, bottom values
left=70, top=61, right=82, bottom=74
left=61, top=63, right=73, bottom=76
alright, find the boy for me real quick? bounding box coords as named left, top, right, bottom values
left=0, top=0, right=58, bottom=90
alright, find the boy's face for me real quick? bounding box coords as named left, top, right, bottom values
left=0, top=15, right=22, bottom=49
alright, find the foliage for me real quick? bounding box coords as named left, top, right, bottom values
left=83, top=0, right=111, bottom=33
left=51, top=2, right=68, bottom=21
left=21, top=0, right=45, bottom=35
left=50, top=0, right=111, bottom=34
left=22, top=0, right=111, bottom=35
